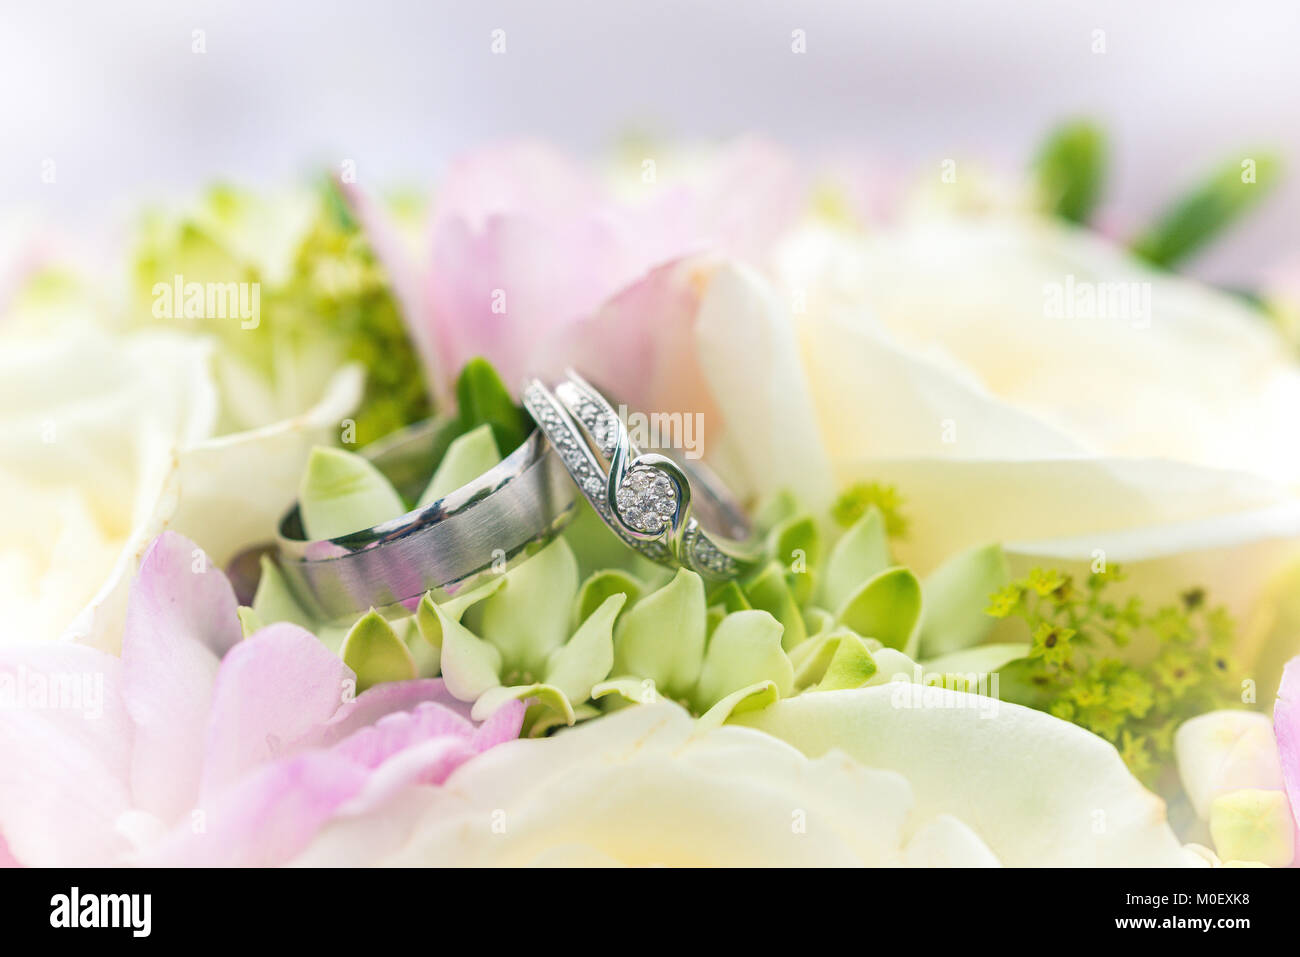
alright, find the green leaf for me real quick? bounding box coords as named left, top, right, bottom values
left=916, top=543, right=1010, bottom=658
left=574, top=570, right=642, bottom=626
left=743, top=562, right=808, bottom=651
left=1034, top=120, right=1106, bottom=224
left=696, top=680, right=780, bottom=731
left=413, top=575, right=507, bottom=653
left=250, top=554, right=315, bottom=631
left=815, top=634, right=878, bottom=691
left=1131, top=154, right=1281, bottom=268
left=544, top=592, right=626, bottom=704
left=836, top=566, right=923, bottom=655
left=299, top=446, right=405, bottom=540
left=434, top=602, right=504, bottom=702
left=820, top=506, right=890, bottom=611
left=477, top=538, right=579, bottom=678
left=692, top=610, right=793, bottom=713
left=340, top=609, right=417, bottom=693
left=416, top=423, right=501, bottom=508
left=612, top=568, right=707, bottom=701
left=455, top=356, right=530, bottom=455
left=471, top=683, right=574, bottom=725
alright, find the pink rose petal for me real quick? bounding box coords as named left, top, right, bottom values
left=199, top=623, right=354, bottom=802
left=139, top=751, right=370, bottom=867
left=0, top=643, right=133, bottom=866
left=1275, top=656, right=1300, bottom=824
left=121, top=531, right=242, bottom=821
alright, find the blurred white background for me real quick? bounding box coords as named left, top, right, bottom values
left=2, top=0, right=1298, bottom=282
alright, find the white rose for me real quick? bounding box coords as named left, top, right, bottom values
left=772, top=215, right=1300, bottom=678
left=292, top=694, right=1198, bottom=867
left=0, top=326, right=360, bottom=650
left=601, top=213, right=1300, bottom=686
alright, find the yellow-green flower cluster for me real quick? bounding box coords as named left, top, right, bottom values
left=988, top=564, right=1239, bottom=785
left=131, top=180, right=430, bottom=443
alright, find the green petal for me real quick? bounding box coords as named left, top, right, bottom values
left=315, top=623, right=350, bottom=657
left=692, top=609, right=793, bottom=713
left=544, top=592, right=626, bottom=704
left=801, top=606, right=835, bottom=639
left=299, top=446, right=405, bottom=540
left=237, top=606, right=262, bottom=638
left=477, top=538, right=579, bottom=677
left=340, top=609, right=417, bottom=693
left=529, top=702, right=601, bottom=737
left=434, top=602, right=504, bottom=702
left=916, top=543, right=1009, bottom=658
left=416, top=423, right=501, bottom=508
left=574, top=569, right=642, bottom=626
left=767, top=514, right=820, bottom=605
left=820, top=506, right=890, bottom=611
left=402, top=619, right=440, bottom=678
left=696, top=680, right=780, bottom=731
left=414, top=576, right=507, bottom=653
left=753, top=489, right=799, bottom=531
left=454, top=356, right=531, bottom=455
left=815, top=634, right=878, bottom=691
left=471, top=683, right=574, bottom=725
left=791, top=626, right=866, bottom=688
left=862, top=647, right=920, bottom=687
left=743, top=562, right=808, bottom=651
left=250, top=554, right=316, bottom=631
left=707, top=581, right=752, bottom=637
left=612, top=568, right=707, bottom=701
left=591, top=676, right=661, bottom=705
left=708, top=580, right=752, bottom=615
left=836, top=566, right=922, bottom=655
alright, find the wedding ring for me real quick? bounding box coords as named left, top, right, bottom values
left=522, top=372, right=761, bottom=579
left=275, top=418, right=577, bottom=621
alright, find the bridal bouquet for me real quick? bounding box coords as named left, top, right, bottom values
left=4, top=125, right=1299, bottom=868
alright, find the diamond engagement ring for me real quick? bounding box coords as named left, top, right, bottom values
left=275, top=418, right=577, bottom=621
left=522, top=372, right=762, bottom=579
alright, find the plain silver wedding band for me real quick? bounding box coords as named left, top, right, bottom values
left=275, top=419, right=577, bottom=622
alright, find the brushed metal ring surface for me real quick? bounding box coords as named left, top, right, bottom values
left=276, top=419, right=577, bottom=622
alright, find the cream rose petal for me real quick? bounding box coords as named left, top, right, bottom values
left=66, top=362, right=363, bottom=653
left=296, top=703, right=998, bottom=867
left=733, top=686, right=1191, bottom=866
left=1175, top=711, right=1287, bottom=821
left=0, top=330, right=217, bottom=647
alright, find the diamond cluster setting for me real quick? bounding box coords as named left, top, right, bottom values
left=615, top=465, right=678, bottom=534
